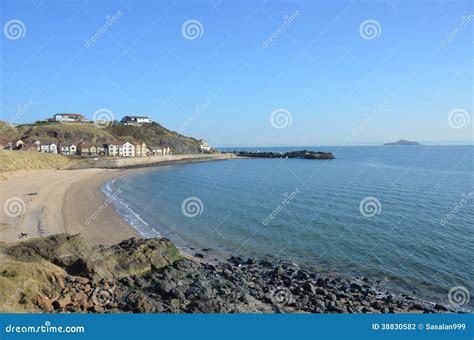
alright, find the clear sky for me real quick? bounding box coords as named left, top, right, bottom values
left=1, top=0, right=472, bottom=146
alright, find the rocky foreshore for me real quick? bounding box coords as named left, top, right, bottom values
left=0, top=234, right=456, bottom=313
left=233, top=150, right=335, bottom=160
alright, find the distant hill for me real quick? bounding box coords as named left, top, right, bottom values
left=384, top=140, right=421, bottom=146
left=0, top=121, right=204, bottom=154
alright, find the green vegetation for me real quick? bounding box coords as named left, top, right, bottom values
left=15, top=122, right=115, bottom=144
left=0, top=234, right=182, bottom=312
left=1, top=121, right=203, bottom=154
left=105, top=122, right=202, bottom=154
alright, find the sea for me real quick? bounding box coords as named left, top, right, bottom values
left=102, top=145, right=473, bottom=309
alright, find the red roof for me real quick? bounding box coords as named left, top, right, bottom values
left=78, top=142, right=94, bottom=148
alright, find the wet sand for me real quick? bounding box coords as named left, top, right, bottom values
left=0, top=169, right=139, bottom=245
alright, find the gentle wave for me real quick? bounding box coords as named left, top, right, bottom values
left=105, top=146, right=474, bottom=309
left=102, top=176, right=159, bottom=238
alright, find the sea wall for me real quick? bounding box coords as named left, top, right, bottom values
left=69, top=153, right=237, bottom=169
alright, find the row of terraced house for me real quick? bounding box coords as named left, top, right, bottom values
left=0, top=138, right=172, bottom=157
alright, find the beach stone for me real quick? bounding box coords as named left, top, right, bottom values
left=349, top=282, right=361, bottom=291
left=246, top=258, right=256, bottom=265
left=316, top=288, right=327, bottom=296
left=52, top=295, right=72, bottom=310
left=32, top=294, right=54, bottom=312
left=313, top=299, right=326, bottom=309
left=157, top=280, right=177, bottom=294
left=371, top=301, right=382, bottom=309
left=302, top=282, right=316, bottom=294
left=76, top=277, right=89, bottom=285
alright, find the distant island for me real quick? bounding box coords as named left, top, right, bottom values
left=384, top=140, right=421, bottom=146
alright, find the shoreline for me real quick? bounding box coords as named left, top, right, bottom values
left=0, top=156, right=469, bottom=313
left=0, top=154, right=236, bottom=246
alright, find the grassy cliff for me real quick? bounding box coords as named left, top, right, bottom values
left=1, top=121, right=203, bottom=154
left=105, top=122, right=202, bottom=154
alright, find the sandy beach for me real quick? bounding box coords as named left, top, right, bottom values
left=0, top=168, right=139, bottom=245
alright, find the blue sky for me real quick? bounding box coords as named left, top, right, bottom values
left=0, top=0, right=472, bottom=146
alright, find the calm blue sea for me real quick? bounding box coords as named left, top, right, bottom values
left=104, top=145, right=473, bottom=308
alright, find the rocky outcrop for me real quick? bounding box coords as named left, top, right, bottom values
left=235, top=150, right=335, bottom=160
left=3, top=234, right=181, bottom=280
left=0, top=234, right=457, bottom=313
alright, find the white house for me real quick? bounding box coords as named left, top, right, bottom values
left=15, top=139, right=24, bottom=149
left=104, top=141, right=120, bottom=157
left=119, top=141, right=135, bottom=157
left=120, top=116, right=151, bottom=125
left=54, top=113, right=88, bottom=122
left=40, top=141, right=58, bottom=154
left=60, top=143, right=77, bottom=155
left=200, top=140, right=211, bottom=152
left=97, top=145, right=106, bottom=156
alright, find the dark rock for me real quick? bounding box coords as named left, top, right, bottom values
left=157, top=280, right=177, bottom=294
left=302, top=282, right=316, bottom=294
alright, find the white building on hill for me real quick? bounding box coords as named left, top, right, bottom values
left=121, top=116, right=151, bottom=125
left=54, top=113, right=89, bottom=122
left=200, top=140, right=211, bottom=152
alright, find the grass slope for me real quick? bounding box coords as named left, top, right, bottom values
left=0, top=150, right=75, bottom=179
left=0, top=121, right=203, bottom=154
